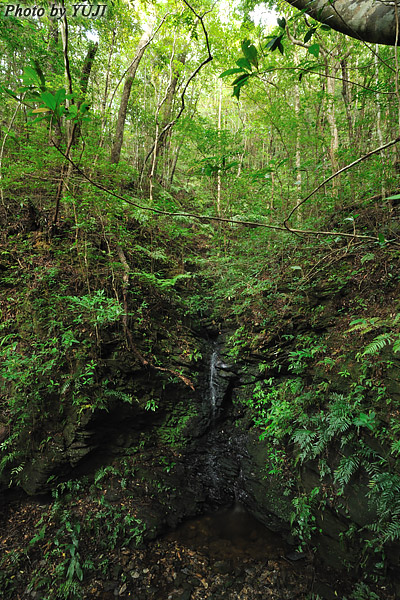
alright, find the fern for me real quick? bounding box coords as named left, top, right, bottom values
left=134, top=245, right=169, bottom=262
left=132, top=271, right=192, bottom=290
left=292, top=429, right=318, bottom=462
left=367, top=472, right=400, bottom=543
left=346, top=317, right=385, bottom=335
left=334, top=454, right=360, bottom=488
left=393, top=334, right=400, bottom=353
left=361, top=332, right=393, bottom=357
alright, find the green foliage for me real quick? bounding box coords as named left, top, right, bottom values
left=66, top=290, right=124, bottom=326
left=367, top=472, right=400, bottom=544
left=345, top=583, right=380, bottom=600
left=290, top=487, right=321, bottom=550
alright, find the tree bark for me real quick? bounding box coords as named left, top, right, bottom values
left=110, top=32, right=150, bottom=165
left=284, top=0, right=398, bottom=45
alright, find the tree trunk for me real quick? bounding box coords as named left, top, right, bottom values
left=73, top=41, right=98, bottom=144
left=284, top=0, right=398, bottom=45
left=110, top=32, right=150, bottom=165
left=153, top=53, right=187, bottom=173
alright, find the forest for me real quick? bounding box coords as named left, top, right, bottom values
left=1, top=0, right=400, bottom=598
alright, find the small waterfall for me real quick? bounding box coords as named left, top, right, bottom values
left=209, top=350, right=219, bottom=423
left=204, top=345, right=239, bottom=505
left=206, top=348, right=221, bottom=498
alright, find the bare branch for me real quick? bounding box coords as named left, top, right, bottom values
left=284, top=136, right=400, bottom=229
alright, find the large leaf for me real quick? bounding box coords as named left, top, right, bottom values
left=32, top=107, right=51, bottom=114
left=304, top=28, right=316, bottom=43
left=241, top=39, right=258, bottom=68
left=232, top=73, right=250, bottom=99
left=54, top=88, right=67, bottom=104
left=33, top=61, right=46, bottom=91
left=22, top=66, right=41, bottom=88
left=39, top=91, right=57, bottom=111
left=220, top=67, right=245, bottom=78
left=265, top=35, right=284, bottom=55
left=308, top=43, right=320, bottom=58
left=236, top=57, right=252, bottom=71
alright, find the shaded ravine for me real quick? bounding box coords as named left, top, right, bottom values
left=0, top=335, right=397, bottom=599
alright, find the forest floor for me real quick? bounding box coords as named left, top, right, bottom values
left=1, top=493, right=345, bottom=600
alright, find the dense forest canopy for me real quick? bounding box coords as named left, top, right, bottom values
left=1, top=0, right=399, bottom=236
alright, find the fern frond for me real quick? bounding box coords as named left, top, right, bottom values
left=346, top=317, right=385, bottom=335
left=362, top=333, right=393, bottom=357
left=334, top=454, right=360, bottom=487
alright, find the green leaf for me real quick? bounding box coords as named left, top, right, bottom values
left=277, top=17, right=286, bottom=29
left=386, top=193, right=400, bottom=200
left=378, top=233, right=386, bottom=245
left=304, top=28, right=316, bottom=43
left=79, top=102, right=90, bottom=115
left=232, top=73, right=250, bottom=87
left=220, top=67, right=245, bottom=78
left=68, top=105, right=78, bottom=118
left=361, top=253, right=375, bottom=264
left=233, top=73, right=250, bottom=99
left=236, top=57, right=252, bottom=71
left=54, top=88, right=67, bottom=104
left=22, top=66, right=41, bottom=88
left=308, top=43, right=320, bottom=58
left=76, top=563, right=83, bottom=581
left=320, top=24, right=331, bottom=31
left=353, top=411, right=376, bottom=431
left=39, top=91, right=56, bottom=111
left=265, top=35, right=284, bottom=53
left=241, top=39, right=258, bottom=68
left=33, top=61, right=46, bottom=91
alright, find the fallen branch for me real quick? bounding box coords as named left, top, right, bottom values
left=51, top=141, right=400, bottom=246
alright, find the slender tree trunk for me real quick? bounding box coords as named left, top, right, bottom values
left=101, top=29, right=116, bottom=129
left=110, top=32, right=150, bottom=164
left=217, top=78, right=222, bottom=216
left=53, top=38, right=97, bottom=227
left=74, top=41, right=98, bottom=143
left=294, top=65, right=302, bottom=222
left=324, top=59, right=340, bottom=196
left=375, top=45, right=386, bottom=200
left=151, top=52, right=187, bottom=180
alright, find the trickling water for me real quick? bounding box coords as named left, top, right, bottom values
left=206, top=349, right=221, bottom=497
left=209, top=350, right=219, bottom=423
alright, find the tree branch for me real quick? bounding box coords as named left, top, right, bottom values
left=143, top=0, right=214, bottom=167
left=284, top=136, right=400, bottom=229
left=51, top=140, right=400, bottom=246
